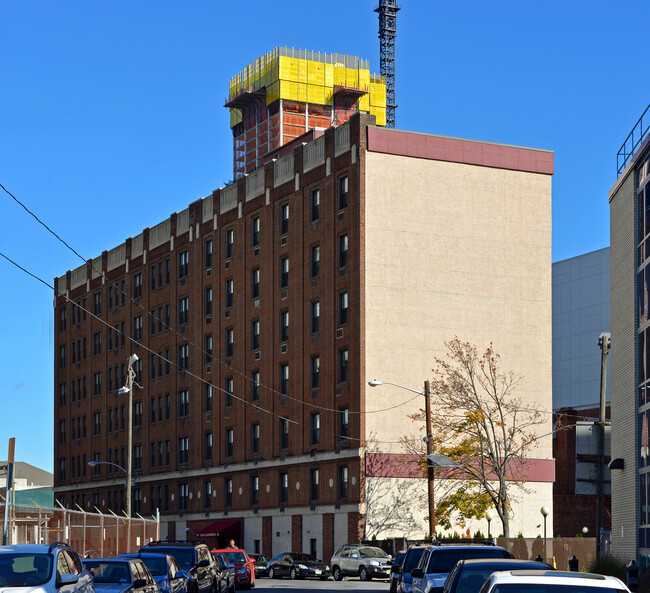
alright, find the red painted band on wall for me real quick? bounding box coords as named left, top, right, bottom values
left=367, top=127, right=554, bottom=175
left=366, top=452, right=555, bottom=483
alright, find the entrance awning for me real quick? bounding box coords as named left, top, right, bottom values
left=196, top=518, right=241, bottom=538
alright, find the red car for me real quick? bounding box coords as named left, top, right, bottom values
left=212, top=549, right=255, bottom=589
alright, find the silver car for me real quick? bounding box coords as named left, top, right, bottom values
left=330, top=545, right=392, bottom=581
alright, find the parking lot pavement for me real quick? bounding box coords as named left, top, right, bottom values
left=253, top=577, right=390, bottom=592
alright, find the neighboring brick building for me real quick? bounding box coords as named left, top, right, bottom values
left=54, top=63, right=555, bottom=555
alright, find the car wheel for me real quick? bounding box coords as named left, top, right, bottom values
left=268, top=568, right=275, bottom=580
left=290, top=568, right=298, bottom=580
left=333, top=566, right=343, bottom=581
left=359, top=566, right=371, bottom=581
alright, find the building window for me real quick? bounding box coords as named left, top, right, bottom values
left=59, top=420, right=66, bottom=443
left=225, top=328, right=234, bottom=358
left=225, top=377, right=233, bottom=407
left=205, top=432, right=213, bottom=460
left=279, top=310, right=289, bottom=342
left=338, top=348, right=349, bottom=383
left=310, top=300, right=320, bottom=334
left=280, top=418, right=289, bottom=450
left=134, top=401, right=142, bottom=427
left=93, top=372, right=101, bottom=397
left=59, top=458, right=66, bottom=482
left=338, top=407, right=349, bottom=441
left=310, top=188, right=320, bottom=222
left=134, top=445, right=142, bottom=471
left=279, top=472, right=288, bottom=504
left=225, top=478, right=233, bottom=507
left=179, top=390, right=189, bottom=417
left=133, top=273, right=143, bottom=299
left=251, top=268, right=260, bottom=298
left=339, top=234, right=348, bottom=268
left=199, top=386, right=210, bottom=415
left=179, top=344, right=189, bottom=370
left=178, top=437, right=189, bottom=465
left=310, top=468, right=319, bottom=502
left=150, top=265, right=157, bottom=291
left=59, top=345, right=66, bottom=369
left=178, top=250, right=189, bottom=279
left=280, top=363, right=289, bottom=395
left=251, top=216, right=260, bottom=247
left=251, top=475, right=259, bottom=505
left=338, top=465, right=348, bottom=500
left=310, top=245, right=320, bottom=278
left=251, top=422, right=260, bottom=454
left=338, top=175, right=349, bottom=210
left=204, top=480, right=212, bottom=508
left=205, top=239, right=213, bottom=268
left=339, top=291, right=348, bottom=325
left=178, top=483, right=188, bottom=511
left=280, top=257, right=289, bottom=289
left=93, top=331, right=102, bottom=356
left=133, top=315, right=143, bottom=341
left=251, top=320, right=260, bottom=350
left=59, top=383, right=67, bottom=406
left=93, top=292, right=101, bottom=316
left=280, top=203, right=289, bottom=235
left=225, top=428, right=234, bottom=458
left=150, top=397, right=156, bottom=423
left=225, top=228, right=234, bottom=259
left=178, top=297, right=189, bottom=325
left=92, top=452, right=101, bottom=476
left=225, top=278, right=234, bottom=308
left=205, top=335, right=212, bottom=364
left=251, top=371, right=260, bottom=402
left=59, top=307, right=67, bottom=332
left=310, top=412, right=320, bottom=446
left=205, top=287, right=213, bottom=315
left=310, top=356, right=320, bottom=389
left=93, top=412, right=101, bottom=436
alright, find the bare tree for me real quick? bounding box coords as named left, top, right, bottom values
left=408, top=338, right=547, bottom=538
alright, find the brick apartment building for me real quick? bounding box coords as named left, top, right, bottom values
left=54, top=50, right=555, bottom=559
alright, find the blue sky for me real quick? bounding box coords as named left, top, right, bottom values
left=1, top=0, right=649, bottom=472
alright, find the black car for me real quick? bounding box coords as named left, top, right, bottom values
left=442, top=558, right=553, bottom=593
left=248, top=555, right=269, bottom=579
left=390, top=553, right=406, bottom=593
left=266, top=553, right=330, bottom=580
left=212, top=554, right=235, bottom=593
left=138, top=541, right=218, bottom=593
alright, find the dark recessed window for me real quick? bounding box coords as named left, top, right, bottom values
left=310, top=188, right=320, bottom=223
left=311, top=245, right=320, bottom=278
left=252, top=216, right=260, bottom=247
left=280, top=203, right=289, bottom=236
left=338, top=176, right=349, bottom=210
left=310, top=356, right=320, bottom=389
left=280, top=257, right=289, bottom=289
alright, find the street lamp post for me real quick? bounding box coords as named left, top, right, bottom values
left=88, top=460, right=128, bottom=474
left=540, top=505, right=550, bottom=540
left=368, top=379, right=436, bottom=539
left=486, top=509, right=496, bottom=539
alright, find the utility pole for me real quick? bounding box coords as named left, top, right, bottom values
left=424, top=380, right=435, bottom=538
left=126, top=356, right=136, bottom=520
left=2, top=438, right=15, bottom=545
left=596, top=332, right=611, bottom=560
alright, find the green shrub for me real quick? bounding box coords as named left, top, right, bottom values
left=586, top=556, right=627, bottom=581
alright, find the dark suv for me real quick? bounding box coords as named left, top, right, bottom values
left=138, top=541, right=218, bottom=593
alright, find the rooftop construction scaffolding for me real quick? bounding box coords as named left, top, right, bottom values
left=226, top=47, right=386, bottom=178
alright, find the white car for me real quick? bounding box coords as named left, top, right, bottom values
left=481, top=570, right=630, bottom=593
left=0, top=543, right=94, bottom=593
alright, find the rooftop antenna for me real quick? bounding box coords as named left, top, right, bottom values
left=375, top=0, right=400, bottom=128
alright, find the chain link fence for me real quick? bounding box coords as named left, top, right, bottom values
left=1, top=503, right=159, bottom=557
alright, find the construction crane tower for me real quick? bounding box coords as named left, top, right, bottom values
left=375, top=0, right=400, bottom=128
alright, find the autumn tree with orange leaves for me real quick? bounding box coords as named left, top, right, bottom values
left=405, top=339, right=547, bottom=538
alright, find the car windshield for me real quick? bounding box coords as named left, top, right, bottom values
left=493, top=585, right=627, bottom=593
left=223, top=552, right=247, bottom=563
left=292, top=554, right=316, bottom=562
left=84, top=561, right=131, bottom=584
left=0, top=553, right=53, bottom=586
left=141, top=557, right=168, bottom=577
left=147, top=549, right=195, bottom=570
left=360, top=547, right=389, bottom=558
left=428, top=550, right=509, bottom=573
left=251, top=555, right=268, bottom=562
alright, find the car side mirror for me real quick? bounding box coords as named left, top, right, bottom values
left=197, top=560, right=209, bottom=568
left=411, top=569, right=424, bottom=579
left=250, top=558, right=256, bottom=562
left=173, top=572, right=184, bottom=580
left=58, top=573, right=80, bottom=586
left=133, top=579, right=147, bottom=588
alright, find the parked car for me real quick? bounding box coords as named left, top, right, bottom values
left=138, top=542, right=218, bottom=593
left=211, top=549, right=254, bottom=589
left=330, top=544, right=392, bottom=581
left=83, top=558, right=158, bottom=593
left=116, top=553, right=186, bottom=593
left=212, top=554, right=234, bottom=593
left=266, top=553, right=330, bottom=580
left=409, top=544, right=513, bottom=593
left=0, top=542, right=94, bottom=593
left=397, top=545, right=432, bottom=593
left=481, top=570, right=630, bottom=593
left=441, top=558, right=553, bottom=593
left=248, top=555, right=269, bottom=579
left=390, top=553, right=407, bottom=593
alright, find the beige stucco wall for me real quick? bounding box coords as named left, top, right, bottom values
left=363, top=150, right=553, bottom=468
